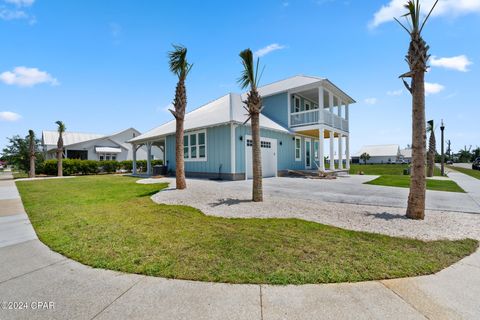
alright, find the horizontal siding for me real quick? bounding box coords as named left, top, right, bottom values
left=262, top=93, right=288, bottom=128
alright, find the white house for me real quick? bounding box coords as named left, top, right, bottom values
left=353, top=144, right=401, bottom=164
left=400, top=148, right=412, bottom=163
left=42, top=128, right=163, bottom=162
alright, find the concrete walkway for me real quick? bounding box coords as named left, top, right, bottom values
left=1, top=172, right=479, bottom=319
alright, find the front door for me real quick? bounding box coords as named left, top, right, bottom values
left=305, top=138, right=311, bottom=169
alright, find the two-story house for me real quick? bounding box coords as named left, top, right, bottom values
left=128, top=75, right=355, bottom=180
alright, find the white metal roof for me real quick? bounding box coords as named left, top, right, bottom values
left=400, top=148, right=412, bottom=158
left=129, top=93, right=290, bottom=143
left=354, top=145, right=400, bottom=157
left=42, top=131, right=106, bottom=146
left=95, top=147, right=122, bottom=153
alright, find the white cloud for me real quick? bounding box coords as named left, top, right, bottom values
left=364, top=97, right=378, bottom=105
left=254, top=43, right=286, bottom=58
left=370, top=0, right=480, bottom=28
left=0, top=111, right=22, bottom=122
left=4, top=0, right=35, bottom=7
left=430, top=55, right=472, bottom=72
left=425, top=82, right=445, bottom=96
left=0, top=8, right=27, bottom=20
left=387, top=89, right=403, bottom=96
left=0, top=67, right=59, bottom=87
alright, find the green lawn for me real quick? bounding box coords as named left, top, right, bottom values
left=448, top=166, right=480, bottom=180
left=16, top=176, right=477, bottom=285
left=350, top=164, right=442, bottom=176
left=13, top=171, right=29, bottom=179
left=365, top=175, right=465, bottom=193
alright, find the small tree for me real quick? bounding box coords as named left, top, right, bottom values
left=28, top=130, right=36, bottom=178
left=426, top=120, right=436, bottom=177
left=55, top=121, right=66, bottom=177
left=1, top=134, right=43, bottom=172
left=238, top=48, right=265, bottom=202
left=168, top=44, right=192, bottom=190
left=360, top=152, right=370, bottom=165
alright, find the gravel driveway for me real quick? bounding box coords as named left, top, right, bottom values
left=146, top=176, right=480, bottom=241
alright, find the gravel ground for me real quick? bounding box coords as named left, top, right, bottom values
left=145, top=178, right=480, bottom=241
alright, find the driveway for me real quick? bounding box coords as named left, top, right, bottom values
left=1, top=171, right=479, bottom=319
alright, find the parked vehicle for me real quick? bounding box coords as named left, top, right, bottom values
left=446, top=160, right=453, bottom=165
left=472, top=157, right=480, bottom=170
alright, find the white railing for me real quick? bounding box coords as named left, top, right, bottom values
left=291, top=109, right=349, bottom=132
left=290, top=109, right=319, bottom=127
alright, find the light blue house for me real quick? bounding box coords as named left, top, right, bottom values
left=129, top=75, right=355, bottom=180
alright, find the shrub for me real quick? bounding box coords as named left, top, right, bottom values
left=39, top=159, right=163, bottom=176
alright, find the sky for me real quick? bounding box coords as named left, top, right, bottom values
left=1, top=0, right=479, bottom=154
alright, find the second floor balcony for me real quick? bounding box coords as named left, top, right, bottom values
left=290, top=108, right=349, bottom=132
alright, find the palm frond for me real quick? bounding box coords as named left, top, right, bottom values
left=420, top=0, right=439, bottom=34
left=168, top=44, right=192, bottom=79
left=55, top=121, right=66, bottom=133
left=238, top=49, right=255, bottom=89
left=28, top=130, right=35, bottom=139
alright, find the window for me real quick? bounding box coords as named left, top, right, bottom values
left=294, top=96, right=301, bottom=113
left=247, top=139, right=253, bottom=147
left=184, top=130, right=207, bottom=161
left=295, top=137, right=301, bottom=161
left=99, top=153, right=117, bottom=161
left=260, top=141, right=271, bottom=149
left=305, top=101, right=311, bottom=111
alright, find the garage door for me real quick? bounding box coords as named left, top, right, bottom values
left=246, top=136, right=277, bottom=179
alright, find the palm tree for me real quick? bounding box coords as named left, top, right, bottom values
left=55, top=121, right=66, bottom=177
left=360, top=152, right=370, bottom=165
left=238, top=49, right=264, bottom=202
left=396, top=0, right=438, bottom=220
left=168, top=44, right=192, bottom=190
left=28, top=130, right=36, bottom=178
left=426, top=120, right=436, bottom=177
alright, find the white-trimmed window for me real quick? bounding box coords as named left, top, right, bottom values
left=295, top=137, right=301, bottom=161
left=305, top=101, right=311, bottom=111
left=184, top=130, right=207, bottom=161
left=294, top=96, right=301, bottom=113
left=99, top=153, right=117, bottom=161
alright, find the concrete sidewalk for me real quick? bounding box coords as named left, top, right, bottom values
left=1, top=172, right=479, bottom=319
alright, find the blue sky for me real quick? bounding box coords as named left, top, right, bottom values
left=1, top=0, right=479, bottom=153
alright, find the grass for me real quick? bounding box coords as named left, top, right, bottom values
left=16, top=176, right=477, bottom=285
left=448, top=166, right=480, bottom=180
left=13, top=171, right=29, bottom=179
left=350, top=164, right=442, bottom=176
left=365, top=175, right=465, bottom=193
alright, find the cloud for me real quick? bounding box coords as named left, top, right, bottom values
left=425, top=82, right=445, bottom=96
left=387, top=89, right=403, bottom=96
left=4, top=0, right=35, bottom=7
left=0, top=66, right=59, bottom=87
left=0, top=8, right=27, bottom=20
left=364, top=97, right=378, bottom=105
left=0, top=111, right=22, bottom=122
left=430, top=55, right=472, bottom=72
left=254, top=43, right=286, bottom=58
left=370, top=0, right=480, bottom=28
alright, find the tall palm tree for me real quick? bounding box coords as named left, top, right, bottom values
left=28, top=130, right=36, bottom=178
left=396, top=0, right=438, bottom=220
left=168, top=44, right=192, bottom=190
left=55, top=121, right=66, bottom=177
left=238, top=49, right=264, bottom=202
left=426, top=120, right=436, bottom=177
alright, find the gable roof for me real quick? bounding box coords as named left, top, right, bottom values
left=400, top=148, right=412, bottom=158
left=354, top=145, right=400, bottom=157
left=129, top=93, right=290, bottom=143
left=42, top=128, right=141, bottom=148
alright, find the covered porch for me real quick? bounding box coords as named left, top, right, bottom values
left=130, top=138, right=167, bottom=176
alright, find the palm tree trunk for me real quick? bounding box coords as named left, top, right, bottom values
left=175, top=117, right=186, bottom=189
left=57, top=148, right=63, bottom=176
left=251, top=112, right=263, bottom=202
left=427, top=130, right=436, bottom=177
left=406, top=71, right=426, bottom=220
left=29, top=143, right=35, bottom=178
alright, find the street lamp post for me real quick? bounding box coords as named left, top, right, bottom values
left=441, top=120, right=445, bottom=176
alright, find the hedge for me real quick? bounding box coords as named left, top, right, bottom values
left=39, top=159, right=164, bottom=176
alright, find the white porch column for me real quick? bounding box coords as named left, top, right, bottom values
left=345, top=104, right=349, bottom=120
left=146, top=142, right=152, bottom=176
left=132, top=144, right=138, bottom=175
left=318, top=87, right=324, bottom=123
left=338, top=100, right=342, bottom=118
left=346, top=135, right=351, bottom=170
left=329, top=130, right=335, bottom=170
left=319, top=127, right=325, bottom=171
left=328, top=91, right=334, bottom=113
left=338, top=134, right=344, bottom=170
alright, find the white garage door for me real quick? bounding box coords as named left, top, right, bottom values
left=246, top=136, right=277, bottom=179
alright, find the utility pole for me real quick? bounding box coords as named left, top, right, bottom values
left=440, top=120, right=445, bottom=176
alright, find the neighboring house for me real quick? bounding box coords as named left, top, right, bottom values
left=42, top=128, right=163, bottom=162
left=352, top=144, right=401, bottom=164
left=400, top=148, right=412, bottom=163
left=129, top=75, right=355, bottom=180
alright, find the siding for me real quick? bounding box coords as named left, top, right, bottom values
left=166, top=125, right=232, bottom=174
left=262, top=93, right=289, bottom=128
left=235, top=125, right=310, bottom=174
